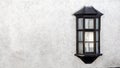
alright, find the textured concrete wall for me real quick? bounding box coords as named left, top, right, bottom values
left=0, top=0, right=120, bottom=68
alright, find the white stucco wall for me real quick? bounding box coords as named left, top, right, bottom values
left=0, top=0, right=120, bottom=68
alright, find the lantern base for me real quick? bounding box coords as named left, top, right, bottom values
left=75, top=54, right=102, bottom=64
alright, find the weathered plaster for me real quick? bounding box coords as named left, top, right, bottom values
left=0, top=0, right=120, bottom=68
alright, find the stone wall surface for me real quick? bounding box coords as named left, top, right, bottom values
left=0, top=0, right=120, bottom=68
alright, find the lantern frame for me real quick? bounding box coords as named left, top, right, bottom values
left=74, top=6, right=103, bottom=63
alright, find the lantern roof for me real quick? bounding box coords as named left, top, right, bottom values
left=74, top=6, right=103, bottom=17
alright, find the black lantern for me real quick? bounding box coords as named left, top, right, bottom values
left=74, top=6, right=103, bottom=64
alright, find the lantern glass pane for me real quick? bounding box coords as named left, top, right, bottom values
left=85, top=19, right=94, bottom=29
left=96, top=42, right=99, bottom=54
left=78, top=31, right=83, bottom=41
left=85, top=43, right=94, bottom=52
left=85, top=32, right=94, bottom=41
left=96, top=31, right=99, bottom=41
left=96, top=18, right=99, bottom=29
left=78, top=42, right=83, bottom=54
left=78, top=18, right=83, bottom=29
